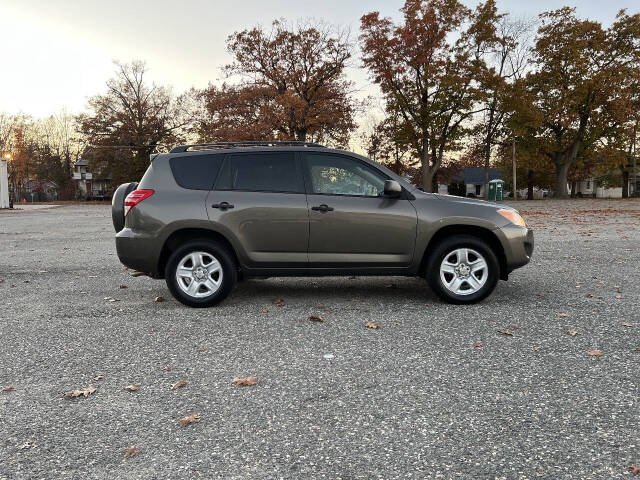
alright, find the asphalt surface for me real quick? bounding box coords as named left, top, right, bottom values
left=0, top=200, right=639, bottom=479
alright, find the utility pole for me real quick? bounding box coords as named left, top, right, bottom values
left=512, top=137, right=517, bottom=199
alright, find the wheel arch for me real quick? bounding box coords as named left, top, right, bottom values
left=157, top=227, right=240, bottom=279
left=419, top=224, right=508, bottom=280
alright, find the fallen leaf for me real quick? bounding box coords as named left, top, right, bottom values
left=124, top=384, right=139, bottom=392
left=556, top=313, right=569, bottom=318
left=64, top=386, right=97, bottom=398
left=198, top=346, right=208, bottom=352
left=119, top=284, right=128, bottom=289
left=233, top=376, right=258, bottom=387
left=635, top=347, right=640, bottom=354
left=0, top=279, right=5, bottom=283
left=365, top=321, right=380, bottom=330
left=162, top=365, right=172, bottom=372
left=154, top=296, right=165, bottom=302
left=628, top=464, right=640, bottom=476
left=123, top=446, right=141, bottom=458
left=170, top=380, right=188, bottom=390
left=130, top=271, right=146, bottom=277
left=615, top=294, right=622, bottom=299
left=178, top=414, right=200, bottom=427
left=272, top=298, right=285, bottom=307
left=1, top=385, right=15, bottom=393
left=309, top=315, right=325, bottom=323
left=473, top=343, right=483, bottom=349
left=587, top=349, right=603, bottom=357
left=510, top=325, right=521, bottom=330
left=261, top=307, right=269, bottom=313
left=93, top=375, right=104, bottom=381
left=497, top=329, right=514, bottom=336
left=567, top=330, right=578, bottom=336
left=621, top=322, right=633, bottom=327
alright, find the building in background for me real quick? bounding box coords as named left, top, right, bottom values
left=72, top=159, right=112, bottom=199
left=0, top=156, right=10, bottom=208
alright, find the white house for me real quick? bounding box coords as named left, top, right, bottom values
left=72, top=159, right=112, bottom=199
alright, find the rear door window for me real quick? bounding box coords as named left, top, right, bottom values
left=215, top=152, right=302, bottom=193
left=170, top=154, right=224, bottom=190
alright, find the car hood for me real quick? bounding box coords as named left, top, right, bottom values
left=433, top=193, right=514, bottom=211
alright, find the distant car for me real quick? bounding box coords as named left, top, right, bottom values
left=112, top=142, right=533, bottom=307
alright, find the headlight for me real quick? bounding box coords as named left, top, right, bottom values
left=497, top=209, right=526, bottom=227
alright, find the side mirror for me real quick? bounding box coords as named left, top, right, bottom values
left=383, top=180, right=402, bottom=198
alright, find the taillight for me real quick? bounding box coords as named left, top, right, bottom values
left=124, top=189, right=154, bottom=216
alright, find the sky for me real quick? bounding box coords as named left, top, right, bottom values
left=1, top=0, right=638, bottom=118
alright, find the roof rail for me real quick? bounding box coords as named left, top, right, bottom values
left=169, top=141, right=325, bottom=153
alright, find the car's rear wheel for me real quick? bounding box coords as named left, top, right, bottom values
left=426, top=235, right=499, bottom=304
left=165, top=239, right=236, bottom=307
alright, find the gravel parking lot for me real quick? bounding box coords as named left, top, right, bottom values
left=1, top=199, right=639, bottom=479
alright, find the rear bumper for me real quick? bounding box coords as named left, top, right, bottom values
left=498, top=225, right=534, bottom=272
left=115, top=228, right=160, bottom=276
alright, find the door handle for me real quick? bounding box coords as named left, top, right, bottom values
left=211, top=201, right=234, bottom=210
left=311, top=204, right=334, bottom=212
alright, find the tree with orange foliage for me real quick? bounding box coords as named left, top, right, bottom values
left=526, top=8, right=640, bottom=198
left=360, top=0, right=490, bottom=192
left=197, top=20, right=356, bottom=146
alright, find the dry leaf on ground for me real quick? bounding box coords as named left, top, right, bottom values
left=309, top=315, right=325, bottom=323
left=178, top=414, right=200, bottom=427
left=124, top=384, right=139, bottom=392
left=123, top=446, right=141, bottom=458
left=621, top=322, right=633, bottom=327
left=473, top=343, right=483, bottom=349
left=272, top=298, right=285, bottom=307
left=587, top=350, right=603, bottom=357
left=556, top=313, right=569, bottom=318
left=628, top=464, right=640, bottom=475
left=497, top=329, right=514, bottom=336
left=119, top=284, right=128, bottom=289
left=1, top=385, right=15, bottom=393
left=93, top=375, right=104, bottom=381
left=198, top=346, right=208, bottom=352
left=154, top=296, right=165, bottom=302
left=233, top=377, right=258, bottom=387
left=567, top=330, right=578, bottom=336
left=65, top=386, right=97, bottom=398
left=130, top=271, right=146, bottom=277
left=162, top=365, right=172, bottom=372
left=365, top=321, right=380, bottom=330
left=170, top=380, right=188, bottom=390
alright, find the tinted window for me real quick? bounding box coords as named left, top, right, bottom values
left=216, top=153, right=302, bottom=193
left=305, top=153, right=387, bottom=197
left=170, top=154, right=223, bottom=190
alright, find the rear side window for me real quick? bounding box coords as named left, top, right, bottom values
left=215, top=153, right=302, bottom=193
left=169, top=154, right=223, bottom=190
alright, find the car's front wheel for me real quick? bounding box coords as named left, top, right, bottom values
left=426, top=235, right=499, bottom=304
left=165, top=239, right=237, bottom=307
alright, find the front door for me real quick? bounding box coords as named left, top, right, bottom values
left=206, top=152, right=309, bottom=268
left=303, top=152, right=417, bottom=268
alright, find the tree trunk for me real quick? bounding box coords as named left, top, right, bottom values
left=527, top=169, right=534, bottom=200
left=483, top=144, right=490, bottom=199
left=622, top=170, right=629, bottom=198
left=570, top=181, right=576, bottom=198
left=554, top=162, right=570, bottom=198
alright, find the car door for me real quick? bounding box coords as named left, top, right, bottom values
left=206, top=151, right=309, bottom=268
left=303, top=152, right=417, bottom=267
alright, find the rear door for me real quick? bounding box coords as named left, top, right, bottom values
left=303, top=152, right=417, bottom=267
left=206, top=151, right=309, bottom=268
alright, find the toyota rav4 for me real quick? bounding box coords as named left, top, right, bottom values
left=112, top=142, right=533, bottom=307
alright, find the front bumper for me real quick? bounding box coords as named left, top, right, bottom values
left=496, top=225, right=534, bottom=272
left=115, top=228, right=160, bottom=276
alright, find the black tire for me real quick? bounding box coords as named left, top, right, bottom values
left=164, top=239, right=237, bottom=308
left=425, top=235, right=499, bottom=305
left=111, top=182, right=138, bottom=232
